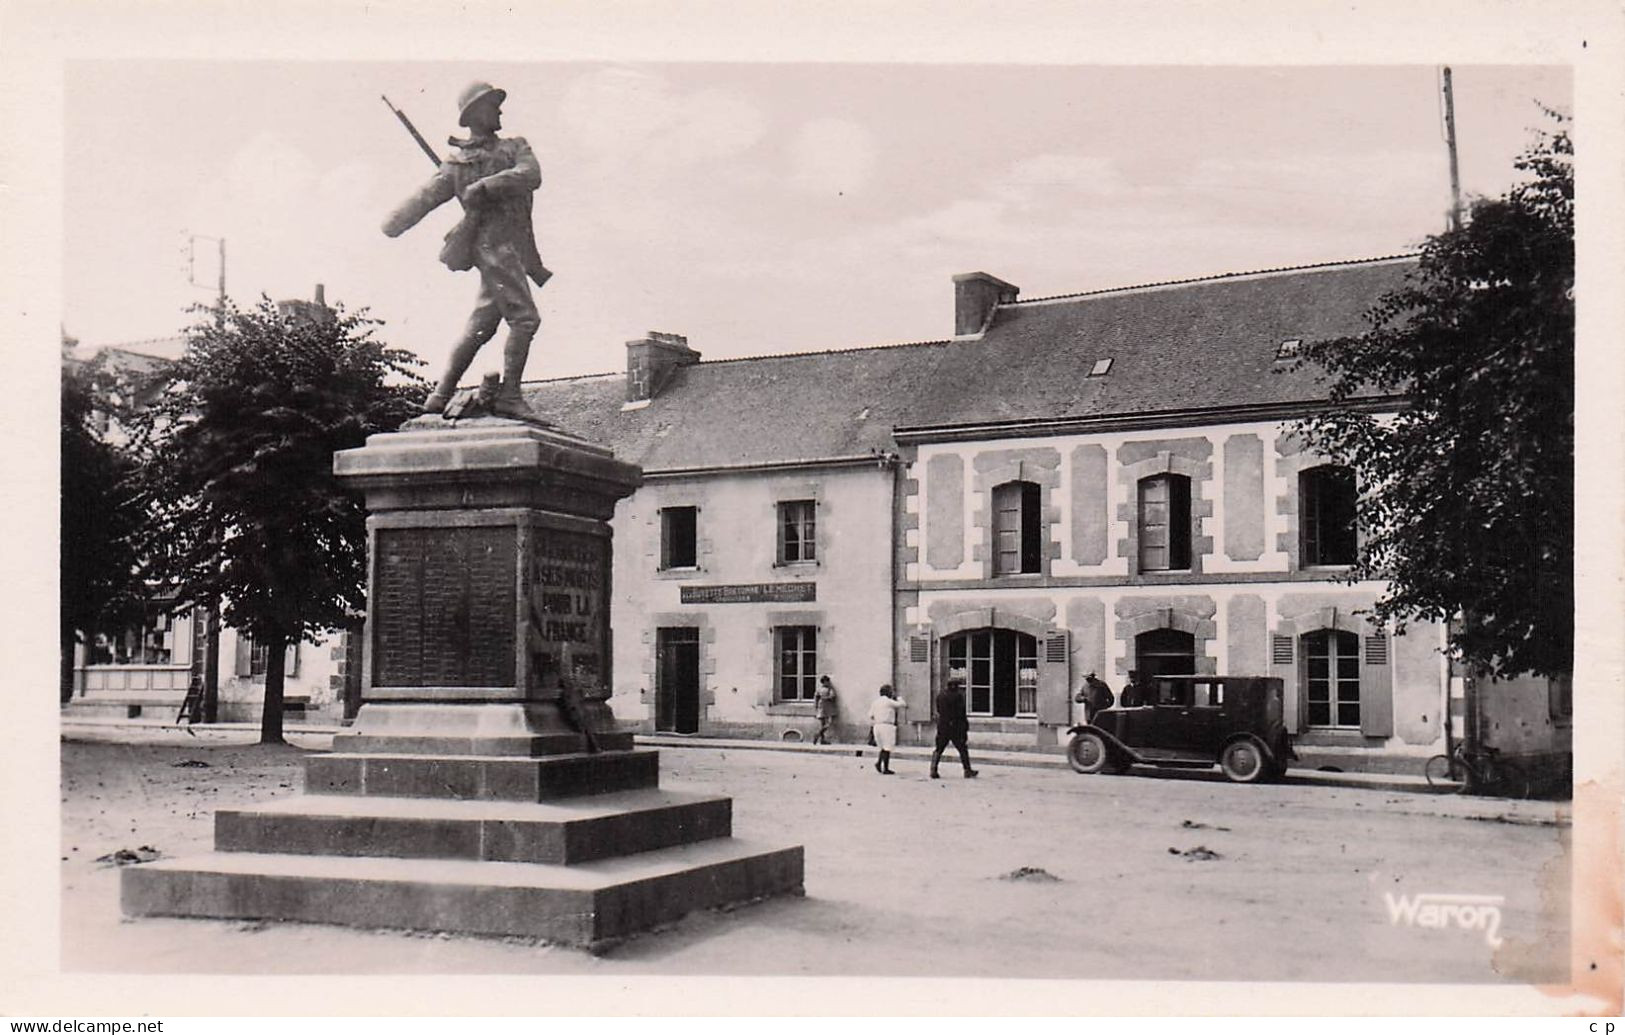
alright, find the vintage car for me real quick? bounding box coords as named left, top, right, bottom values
left=1066, top=675, right=1295, bottom=783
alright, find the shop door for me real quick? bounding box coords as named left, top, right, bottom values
left=656, top=627, right=701, bottom=734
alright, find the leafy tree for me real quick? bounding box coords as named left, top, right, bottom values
left=60, top=358, right=146, bottom=702
left=1291, top=110, right=1573, bottom=679
left=133, top=297, right=424, bottom=743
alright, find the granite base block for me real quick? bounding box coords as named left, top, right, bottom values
left=302, top=749, right=660, bottom=801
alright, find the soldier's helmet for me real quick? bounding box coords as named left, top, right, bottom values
left=457, top=81, right=507, bottom=126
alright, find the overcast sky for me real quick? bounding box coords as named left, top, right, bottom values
left=62, top=62, right=1569, bottom=381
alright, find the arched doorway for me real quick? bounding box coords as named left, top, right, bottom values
left=1135, top=627, right=1196, bottom=682
left=943, top=628, right=1039, bottom=718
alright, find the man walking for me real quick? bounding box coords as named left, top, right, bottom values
left=382, top=81, right=552, bottom=420
left=930, top=678, right=979, bottom=779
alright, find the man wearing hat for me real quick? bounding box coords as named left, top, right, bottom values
left=383, top=81, right=553, bottom=420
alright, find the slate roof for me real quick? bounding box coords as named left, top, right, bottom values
left=525, top=255, right=1417, bottom=472
left=903, top=256, right=1415, bottom=431
left=524, top=341, right=953, bottom=471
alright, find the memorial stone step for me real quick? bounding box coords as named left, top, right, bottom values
left=123, top=838, right=805, bottom=950
left=214, top=787, right=733, bottom=865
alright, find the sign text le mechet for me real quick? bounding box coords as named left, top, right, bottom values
left=680, top=582, right=817, bottom=605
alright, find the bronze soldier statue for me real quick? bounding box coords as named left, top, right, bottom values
left=382, top=81, right=553, bottom=421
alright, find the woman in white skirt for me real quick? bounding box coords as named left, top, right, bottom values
left=868, top=684, right=906, bottom=775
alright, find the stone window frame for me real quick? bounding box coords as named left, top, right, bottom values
left=1271, top=604, right=1388, bottom=735
left=770, top=480, right=828, bottom=570
left=1113, top=605, right=1218, bottom=679
left=772, top=624, right=820, bottom=703
left=1116, top=451, right=1215, bottom=577
left=931, top=607, right=1057, bottom=722
left=1275, top=435, right=1363, bottom=573
left=970, top=456, right=1061, bottom=581
left=761, top=608, right=829, bottom=714
left=646, top=486, right=711, bottom=580
left=1298, top=463, right=1360, bottom=569
left=776, top=499, right=818, bottom=565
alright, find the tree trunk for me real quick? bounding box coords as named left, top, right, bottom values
left=260, top=631, right=287, bottom=745
left=60, top=631, right=78, bottom=705
left=202, top=607, right=220, bottom=724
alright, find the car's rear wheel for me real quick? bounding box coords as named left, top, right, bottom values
left=1068, top=731, right=1111, bottom=775
left=1220, top=739, right=1267, bottom=783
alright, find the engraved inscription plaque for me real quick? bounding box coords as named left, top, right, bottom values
left=373, top=526, right=517, bottom=687
left=527, top=529, right=608, bottom=691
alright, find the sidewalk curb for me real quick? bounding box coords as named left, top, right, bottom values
left=634, top=734, right=1571, bottom=826
left=635, top=733, right=1434, bottom=789
left=59, top=718, right=1567, bottom=826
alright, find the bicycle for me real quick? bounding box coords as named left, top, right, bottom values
left=1424, top=743, right=1531, bottom=798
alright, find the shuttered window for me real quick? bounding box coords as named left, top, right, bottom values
left=992, top=481, right=1042, bottom=575
left=1138, top=474, right=1191, bottom=571
left=1304, top=630, right=1360, bottom=728
left=946, top=629, right=1038, bottom=717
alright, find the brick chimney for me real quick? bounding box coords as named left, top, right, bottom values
left=276, top=284, right=335, bottom=327
left=625, top=332, right=700, bottom=406
left=952, top=272, right=1019, bottom=337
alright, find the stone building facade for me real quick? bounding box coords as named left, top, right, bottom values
left=521, top=255, right=1468, bottom=769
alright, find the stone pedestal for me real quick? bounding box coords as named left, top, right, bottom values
left=122, top=418, right=804, bottom=951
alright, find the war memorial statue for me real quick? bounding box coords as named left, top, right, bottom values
left=118, top=81, right=803, bottom=948
left=382, top=81, right=553, bottom=421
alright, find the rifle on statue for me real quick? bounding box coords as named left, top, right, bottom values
left=381, top=94, right=483, bottom=273
left=382, top=94, right=444, bottom=169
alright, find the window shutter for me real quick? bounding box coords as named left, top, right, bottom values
left=1358, top=647, right=1394, bottom=738
left=1363, top=635, right=1388, bottom=666
left=285, top=643, right=300, bottom=678
left=1037, top=630, right=1070, bottom=724
left=898, top=634, right=932, bottom=728
left=233, top=633, right=251, bottom=677
left=1169, top=476, right=1191, bottom=570
left=1271, top=636, right=1294, bottom=665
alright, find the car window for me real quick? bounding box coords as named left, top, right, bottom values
left=1153, top=680, right=1191, bottom=707
left=1191, top=682, right=1225, bottom=708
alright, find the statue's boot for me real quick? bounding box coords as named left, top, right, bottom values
left=424, top=328, right=489, bottom=415
left=493, top=328, right=552, bottom=424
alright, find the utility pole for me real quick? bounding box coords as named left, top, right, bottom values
left=183, top=231, right=226, bottom=720
left=1441, top=67, right=1464, bottom=233
left=185, top=232, right=228, bottom=324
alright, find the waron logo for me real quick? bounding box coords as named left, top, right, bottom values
left=1384, top=892, right=1505, bottom=948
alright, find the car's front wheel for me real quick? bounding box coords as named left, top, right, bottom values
left=1219, top=739, right=1267, bottom=783
left=1068, top=731, right=1111, bottom=775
